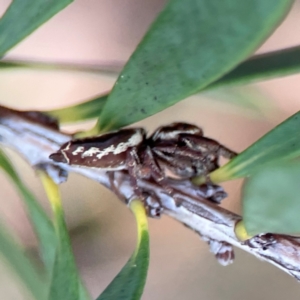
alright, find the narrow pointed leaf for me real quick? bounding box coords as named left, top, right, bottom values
left=97, top=200, right=149, bottom=300
left=0, top=0, right=73, bottom=56
left=0, top=47, right=298, bottom=127
left=243, top=162, right=300, bottom=235
left=0, top=151, right=89, bottom=298
left=0, top=224, right=47, bottom=300
left=79, top=284, right=91, bottom=300
left=0, top=149, right=56, bottom=272
left=210, top=111, right=300, bottom=183
left=46, top=46, right=298, bottom=125
left=39, top=172, right=82, bottom=300
left=47, top=94, right=108, bottom=124
left=48, top=213, right=80, bottom=300
left=0, top=59, right=122, bottom=75
left=209, top=46, right=300, bottom=88
left=203, top=86, right=275, bottom=118
left=97, top=0, right=294, bottom=131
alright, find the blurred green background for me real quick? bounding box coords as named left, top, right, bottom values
left=0, top=0, right=300, bottom=299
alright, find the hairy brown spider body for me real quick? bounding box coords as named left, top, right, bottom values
left=151, top=122, right=237, bottom=178
left=50, top=128, right=146, bottom=170
left=50, top=123, right=236, bottom=215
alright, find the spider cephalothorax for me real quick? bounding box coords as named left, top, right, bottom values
left=50, top=122, right=236, bottom=215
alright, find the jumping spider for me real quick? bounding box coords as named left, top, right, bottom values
left=50, top=122, right=236, bottom=215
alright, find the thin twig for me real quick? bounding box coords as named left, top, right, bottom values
left=0, top=105, right=300, bottom=280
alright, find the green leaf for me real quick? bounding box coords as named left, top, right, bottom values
left=0, top=43, right=290, bottom=125
left=2, top=44, right=299, bottom=87
left=45, top=46, right=297, bottom=125
left=0, top=224, right=47, bottom=300
left=0, top=151, right=90, bottom=299
left=209, top=46, right=300, bottom=88
left=47, top=46, right=299, bottom=125
left=39, top=172, right=81, bottom=300
left=0, top=149, right=56, bottom=272
left=79, top=284, right=91, bottom=300
left=96, top=0, right=293, bottom=131
left=47, top=94, right=108, bottom=124
left=48, top=209, right=80, bottom=300
left=243, top=161, right=300, bottom=235
left=0, top=0, right=73, bottom=56
left=210, top=111, right=300, bottom=183
left=97, top=200, right=149, bottom=300
left=0, top=59, right=122, bottom=76
left=203, top=86, right=275, bottom=119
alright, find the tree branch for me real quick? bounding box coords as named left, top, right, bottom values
left=0, top=105, right=300, bottom=280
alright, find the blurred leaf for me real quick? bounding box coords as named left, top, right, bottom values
left=95, top=0, right=293, bottom=131
left=210, top=111, right=300, bottom=183
left=0, top=59, right=122, bottom=76
left=243, top=161, right=300, bottom=235
left=0, top=224, right=47, bottom=300
left=97, top=200, right=149, bottom=300
left=0, top=0, right=73, bottom=56
left=2, top=46, right=300, bottom=83
left=203, top=86, right=275, bottom=119
left=48, top=215, right=80, bottom=300
left=210, top=46, right=300, bottom=88
left=0, top=149, right=56, bottom=272
left=1, top=45, right=299, bottom=87
left=47, top=94, right=108, bottom=124
left=39, top=172, right=82, bottom=300
left=0, top=151, right=89, bottom=298
left=79, top=284, right=91, bottom=300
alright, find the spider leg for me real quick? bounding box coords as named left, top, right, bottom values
left=126, top=147, right=145, bottom=199
left=218, top=145, right=238, bottom=159
left=126, top=147, right=165, bottom=215
left=144, top=147, right=174, bottom=195
left=154, top=142, right=206, bottom=159
left=153, top=142, right=217, bottom=178
left=142, top=190, right=164, bottom=218
left=107, top=171, right=127, bottom=202
left=181, top=135, right=237, bottom=159
left=142, top=146, right=187, bottom=207
left=108, top=171, right=116, bottom=193
left=142, top=146, right=174, bottom=194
